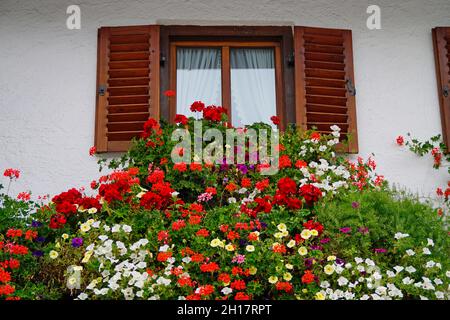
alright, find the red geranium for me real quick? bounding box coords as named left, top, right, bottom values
left=190, top=101, right=205, bottom=112
left=3, top=168, right=20, bottom=179
left=299, top=184, right=323, bottom=205
left=396, top=135, right=404, bottom=146
left=301, top=270, right=315, bottom=284
left=270, top=115, right=280, bottom=125
left=277, top=177, right=297, bottom=195
left=174, top=114, right=188, bottom=125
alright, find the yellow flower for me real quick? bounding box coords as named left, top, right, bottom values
left=86, top=219, right=95, bottom=225
left=218, top=240, right=225, bottom=248
left=49, top=250, right=59, bottom=259
left=246, top=245, right=255, bottom=252
left=225, top=244, right=235, bottom=252
left=281, top=230, right=289, bottom=237
left=88, top=208, right=98, bottom=214
left=283, top=272, right=292, bottom=281
left=82, top=250, right=93, bottom=263
left=315, top=292, right=325, bottom=300
left=287, top=240, right=296, bottom=248
left=327, top=255, right=336, bottom=261
left=310, top=229, right=318, bottom=236
left=210, top=238, right=222, bottom=247
left=55, top=242, right=61, bottom=249
left=274, top=232, right=284, bottom=239
left=268, top=276, right=278, bottom=284
left=80, top=223, right=91, bottom=233
left=324, top=264, right=335, bottom=275
left=285, top=263, right=293, bottom=270
left=61, top=234, right=69, bottom=240
left=249, top=266, right=257, bottom=275
left=298, top=246, right=308, bottom=256
left=68, top=277, right=77, bottom=285
left=277, top=223, right=287, bottom=232
left=300, top=229, right=312, bottom=240
left=302, top=289, right=308, bottom=293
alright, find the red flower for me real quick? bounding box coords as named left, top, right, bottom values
left=173, top=162, right=187, bottom=172
left=301, top=270, right=315, bottom=284
left=310, top=132, right=321, bottom=141
left=7, top=259, right=20, bottom=270
left=0, top=269, right=11, bottom=283
left=6, top=229, right=22, bottom=238
left=295, top=160, right=307, bottom=169
left=241, top=177, right=252, bottom=188
left=190, top=101, right=205, bottom=112
left=299, top=184, right=322, bottom=205
left=3, top=168, right=20, bottom=179
left=140, top=191, right=163, bottom=210
left=255, top=179, right=269, bottom=191
left=191, top=253, right=205, bottom=263
left=157, top=230, right=169, bottom=242
left=230, top=280, right=246, bottom=290
left=277, top=177, right=297, bottom=195
left=147, top=169, right=165, bottom=184
left=0, top=284, right=15, bottom=296
left=177, top=276, right=194, bottom=287
left=196, top=228, right=209, bottom=237
left=157, top=251, right=172, bottom=262
left=279, top=155, right=292, bottom=169
left=270, top=115, right=280, bottom=125
left=174, top=114, right=188, bottom=125
left=275, top=281, right=293, bottom=293
left=303, top=220, right=324, bottom=235
left=205, top=187, right=217, bottom=195
left=89, top=146, right=96, bottom=156
left=396, top=135, right=404, bottom=146
left=172, top=219, right=186, bottom=231
left=197, top=285, right=214, bottom=296
left=190, top=163, right=202, bottom=171
left=164, top=90, right=175, bottom=97
left=218, top=273, right=231, bottom=285
left=234, top=292, right=250, bottom=300
left=200, top=262, right=220, bottom=273
left=436, top=188, right=444, bottom=196
left=225, top=182, right=238, bottom=192
left=272, top=243, right=286, bottom=254
left=202, top=105, right=227, bottom=122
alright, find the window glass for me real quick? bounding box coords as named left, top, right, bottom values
left=230, top=48, right=276, bottom=127
left=176, top=48, right=222, bottom=117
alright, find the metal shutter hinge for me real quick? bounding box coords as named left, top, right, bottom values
left=443, top=85, right=449, bottom=98
left=98, top=85, right=106, bottom=96
left=346, top=79, right=356, bottom=96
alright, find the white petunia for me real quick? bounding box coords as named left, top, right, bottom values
left=422, top=247, right=431, bottom=255
left=221, top=287, right=233, bottom=295
left=122, top=225, right=132, bottom=233
left=337, top=276, right=349, bottom=286
left=405, top=266, right=416, bottom=273
left=427, top=238, right=434, bottom=247
left=77, top=293, right=88, bottom=300
left=394, top=232, right=409, bottom=240
left=406, top=249, right=415, bottom=256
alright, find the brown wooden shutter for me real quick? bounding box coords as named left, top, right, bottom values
left=95, top=25, right=160, bottom=152
left=294, top=26, right=358, bottom=153
left=432, top=27, right=450, bottom=149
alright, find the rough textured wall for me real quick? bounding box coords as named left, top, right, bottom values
left=0, top=0, right=449, bottom=198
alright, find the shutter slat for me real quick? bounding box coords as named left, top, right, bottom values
left=107, top=112, right=150, bottom=122
left=295, top=26, right=358, bottom=153
left=95, top=25, right=160, bottom=152
left=108, top=104, right=149, bottom=113
left=432, top=27, right=450, bottom=149
left=108, top=77, right=150, bottom=87
left=108, top=121, right=146, bottom=132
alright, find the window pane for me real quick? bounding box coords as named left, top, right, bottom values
left=176, top=48, right=222, bottom=117
left=230, top=48, right=276, bottom=127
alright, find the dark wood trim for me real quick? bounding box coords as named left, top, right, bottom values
left=293, top=27, right=307, bottom=130
left=343, top=30, right=358, bottom=153
left=432, top=27, right=450, bottom=150
left=160, top=25, right=295, bottom=127
left=94, top=27, right=110, bottom=152
left=221, top=46, right=231, bottom=121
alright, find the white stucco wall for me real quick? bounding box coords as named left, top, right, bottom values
left=0, top=0, right=448, bottom=199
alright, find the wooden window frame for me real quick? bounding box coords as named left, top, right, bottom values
left=169, top=40, right=284, bottom=128
left=160, top=26, right=295, bottom=130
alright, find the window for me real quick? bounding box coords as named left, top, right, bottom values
left=432, top=27, right=450, bottom=149
left=170, top=41, right=282, bottom=127
left=95, top=25, right=358, bottom=153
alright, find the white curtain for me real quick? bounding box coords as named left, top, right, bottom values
left=230, top=48, right=276, bottom=128
left=176, top=48, right=222, bottom=117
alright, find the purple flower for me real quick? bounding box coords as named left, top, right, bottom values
left=358, top=227, right=369, bottom=235
left=31, top=220, right=42, bottom=228
left=320, top=238, right=330, bottom=244
left=335, top=258, right=345, bottom=266
left=239, top=239, right=248, bottom=247
left=71, top=237, right=83, bottom=248
left=374, top=248, right=387, bottom=254
left=339, top=227, right=352, bottom=234
left=32, top=250, right=44, bottom=257
left=351, top=201, right=360, bottom=209
left=232, top=254, right=246, bottom=264
left=237, top=164, right=248, bottom=175
left=304, top=258, right=315, bottom=268
left=309, top=245, right=323, bottom=251
left=35, top=236, right=46, bottom=243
